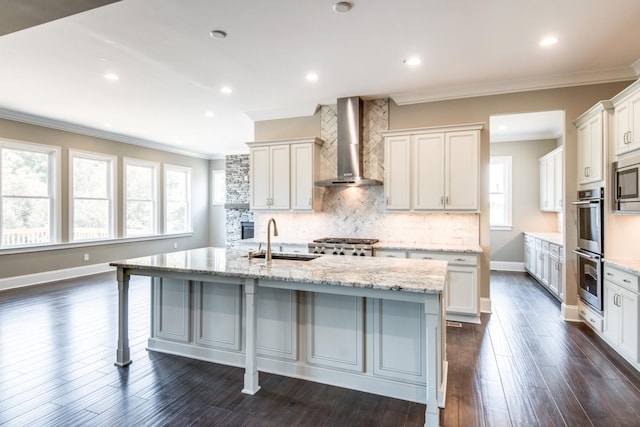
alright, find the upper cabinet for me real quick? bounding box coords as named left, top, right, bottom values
left=248, top=137, right=323, bottom=211
left=539, top=147, right=563, bottom=212
left=612, top=80, right=640, bottom=156
left=574, top=101, right=612, bottom=185
left=383, top=124, right=483, bottom=212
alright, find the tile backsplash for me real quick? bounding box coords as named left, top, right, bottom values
left=253, top=185, right=479, bottom=244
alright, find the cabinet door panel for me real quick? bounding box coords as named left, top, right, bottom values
left=619, top=287, right=639, bottom=362
left=446, top=131, right=478, bottom=210
left=413, top=133, right=445, bottom=210
left=153, top=277, right=190, bottom=343
left=603, top=281, right=620, bottom=345
left=384, top=136, right=411, bottom=210
left=270, top=145, right=290, bottom=210
left=291, top=143, right=313, bottom=211
left=195, top=282, right=241, bottom=350
left=554, top=150, right=563, bottom=210
left=306, top=293, right=364, bottom=371
left=630, top=93, right=640, bottom=150
left=372, top=299, right=425, bottom=384
left=257, top=288, right=297, bottom=360
left=250, top=147, right=271, bottom=209
left=446, top=266, right=478, bottom=315
left=588, top=114, right=603, bottom=182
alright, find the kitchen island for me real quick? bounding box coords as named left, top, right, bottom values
left=111, top=247, right=447, bottom=427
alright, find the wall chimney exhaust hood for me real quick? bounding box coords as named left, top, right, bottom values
left=314, top=97, right=382, bottom=187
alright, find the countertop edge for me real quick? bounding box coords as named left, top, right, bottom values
left=603, top=259, right=640, bottom=276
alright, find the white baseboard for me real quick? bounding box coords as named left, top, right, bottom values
left=561, top=303, right=581, bottom=322
left=490, top=261, right=525, bottom=272
left=480, top=297, right=492, bottom=314
left=0, top=263, right=114, bottom=291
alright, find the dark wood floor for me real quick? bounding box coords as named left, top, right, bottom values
left=1, top=271, right=639, bottom=426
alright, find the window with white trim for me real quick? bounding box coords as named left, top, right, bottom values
left=1, top=140, right=60, bottom=247
left=124, top=158, right=159, bottom=237
left=211, top=170, right=225, bottom=205
left=70, top=150, right=116, bottom=241
left=164, top=164, right=191, bottom=233
left=490, top=156, right=512, bottom=230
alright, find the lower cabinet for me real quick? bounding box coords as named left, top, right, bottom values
left=523, top=234, right=563, bottom=301
left=148, top=278, right=435, bottom=402
left=602, top=265, right=639, bottom=365
left=374, top=248, right=481, bottom=323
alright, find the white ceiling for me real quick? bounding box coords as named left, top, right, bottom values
left=0, top=0, right=639, bottom=158
left=490, top=111, right=564, bottom=143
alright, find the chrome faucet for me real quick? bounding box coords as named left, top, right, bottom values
left=266, top=218, right=279, bottom=263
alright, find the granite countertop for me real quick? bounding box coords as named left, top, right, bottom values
left=375, top=241, right=483, bottom=253
left=110, top=247, right=447, bottom=295
left=603, top=259, right=640, bottom=276
left=524, top=232, right=563, bottom=246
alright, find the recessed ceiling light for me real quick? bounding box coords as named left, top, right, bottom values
left=220, top=86, right=232, bottom=94
left=403, top=57, right=421, bottom=66
left=205, top=111, right=215, bottom=117
left=209, top=30, right=227, bottom=40
left=306, top=72, right=319, bottom=82
left=104, top=72, right=119, bottom=81
left=540, top=36, right=558, bottom=46
left=333, top=2, right=352, bottom=13
left=105, top=123, right=112, bottom=128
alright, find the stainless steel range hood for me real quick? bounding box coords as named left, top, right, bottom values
left=314, top=97, right=382, bottom=186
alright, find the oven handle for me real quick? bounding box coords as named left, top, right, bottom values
left=571, top=200, right=601, bottom=206
left=572, top=248, right=601, bottom=260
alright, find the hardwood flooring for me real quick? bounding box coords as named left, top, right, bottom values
left=1, top=271, right=639, bottom=426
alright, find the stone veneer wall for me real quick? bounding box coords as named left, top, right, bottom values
left=225, top=154, right=253, bottom=246
left=252, top=99, right=480, bottom=245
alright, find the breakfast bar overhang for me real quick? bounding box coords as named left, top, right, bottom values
left=111, top=247, right=448, bottom=427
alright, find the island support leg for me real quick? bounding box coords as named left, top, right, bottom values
left=424, top=297, right=444, bottom=427
left=242, top=278, right=260, bottom=394
left=115, top=268, right=132, bottom=367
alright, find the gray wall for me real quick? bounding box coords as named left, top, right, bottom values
left=490, top=139, right=559, bottom=263
left=0, top=117, right=210, bottom=279
left=209, top=158, right=226, bottom=247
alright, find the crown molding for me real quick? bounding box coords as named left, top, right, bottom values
left=0, top=108, right=214, bottom=160
left=390, top=66, right=637, bottom=105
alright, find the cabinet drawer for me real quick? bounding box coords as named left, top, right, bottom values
left=579, top=302, right=603, bottom=333
left=374, top=249, right=408, bottom=258
left=541, top=241, right=550, bottom=251
left=549, top=244, right=561, bottom=256
left=407, top=251, right=478, bottom=266
left=604, top=265, right=640, bottom=293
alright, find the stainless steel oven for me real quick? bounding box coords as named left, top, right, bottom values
left=572, top=187, right=604, bottom=312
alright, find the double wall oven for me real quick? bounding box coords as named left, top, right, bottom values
left=572, top=188, right=604, bottom=312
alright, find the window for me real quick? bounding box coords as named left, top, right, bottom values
left=164, top=164, right=191, bottom=233
left=70, top=150, right=116, bottom=241
left=124, top=158, right=159, bottom=237
left=490, top=156, right=512, bottom=230
left=1, top=140, right=60, bottom=247
left=211, top=170, right=226, bottom=205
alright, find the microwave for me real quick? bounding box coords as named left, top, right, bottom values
left=613, top=154, right=640, bottom=213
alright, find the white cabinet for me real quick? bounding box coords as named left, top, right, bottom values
left=603, top=265, right=639, bottom=364
left=383, top=135, right=412, bottom=210
left=249, top=144, right=290, bottom=210
left=523, top=233, right=563, bottom=301
left=291, top=141, right=322, bottom=211
left=248, top=137, right=323, bottom=211
left=574, top=101, right=611, bottom=185
left=383, top=124, right=482, bottom=212
left=613, top=81, right=640, bottom=155
left=539, top=147, right=563, bottom=212
left=384, top=249, right=481, bottom=323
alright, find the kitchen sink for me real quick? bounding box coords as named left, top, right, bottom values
left=248, top=251, right=319, bottom=261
